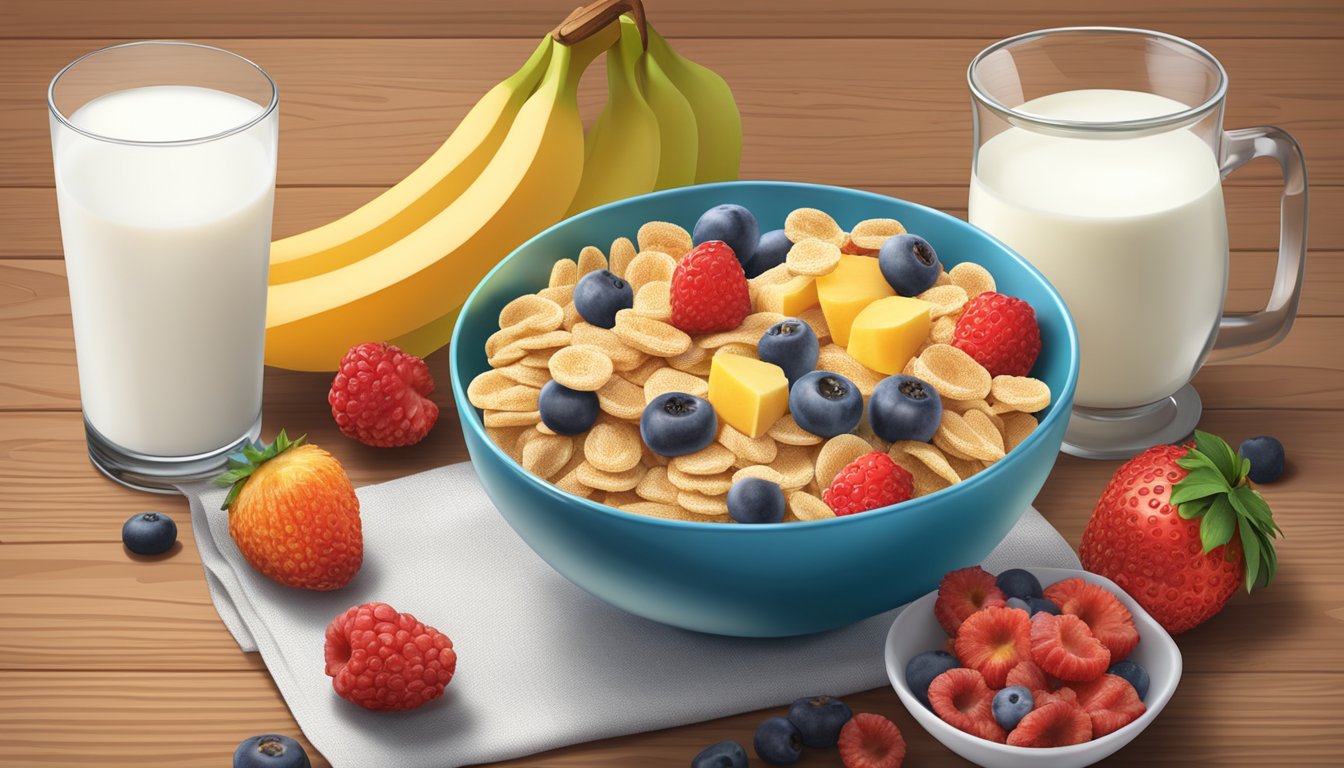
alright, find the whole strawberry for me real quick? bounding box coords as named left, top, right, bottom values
left=1080, top=431, right=1281, bottom=634
left=669, top=240, right=751, bottom=334
left=329, top=342, right=439, bottom=448
left=824, top=451, right=914, bottom=516
left=325, top=602, right=456, bottom=712
left=215, top=431, right=362, bottom=590
left=951, top=291, right=1041, bottom=376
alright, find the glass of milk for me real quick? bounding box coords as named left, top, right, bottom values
left=967, top=28, right=1307, bottom=459
left=48, top=42, right=277, bottom=491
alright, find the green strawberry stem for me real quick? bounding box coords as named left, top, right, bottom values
left=1172, top=430, right=1282, bottom=592
left=212, top=429, right=306, bottom=511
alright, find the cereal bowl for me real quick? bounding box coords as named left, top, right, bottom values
left=450, top=181, right=1078, bottom=637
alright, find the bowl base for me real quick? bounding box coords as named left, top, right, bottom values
left=1062, top=385, right=1200, bottom=461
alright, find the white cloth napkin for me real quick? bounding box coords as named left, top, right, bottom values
left=180, top=462, right=1079, bottom=768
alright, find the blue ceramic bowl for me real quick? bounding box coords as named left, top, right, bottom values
left=450, top=181, right=1078, bottom=637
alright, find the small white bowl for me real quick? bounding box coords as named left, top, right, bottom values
left=884, top=566, right=1182, bottom=768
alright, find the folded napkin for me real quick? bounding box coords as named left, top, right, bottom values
left=180, top=462, right=1079, bottom=768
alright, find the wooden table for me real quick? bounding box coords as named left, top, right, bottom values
left=2, top=1, right=1341, bottom=765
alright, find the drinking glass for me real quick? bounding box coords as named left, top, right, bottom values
left=49, top=42, right=278, bottom=491
left=967, top=28, right=1307, bottom=459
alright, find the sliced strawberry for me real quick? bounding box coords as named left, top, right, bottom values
left=837, top=712, right=906, bottom=768
left=1031, top=686, right=1078, bottom=707
left=935, top=566, right=1007, bottom=637
left=927, top=668, right=1007, bottom=743
left=1044, top=578, right=1140, bottom=661
left=1030, top=613, right=1111, bottom=682
left=954, top=606, right=1032, bottom=688
left=1005, top=660, right=1050, bottom=692
left=1007, top=700, right=1093, bottom=748
left=1073, top=674, right=1147, bottom=737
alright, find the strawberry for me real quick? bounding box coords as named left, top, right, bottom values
left=329, top=341, right=439, bottom=448
left=1072, top=674, right=1147, bottom=737
left=823, top=451, right=914, bottom=516
left=1030, top=613, right=1110, bottom=682
left=1006, top=700, right=1092, bottom=748
left=951, top=291, right=1041, bottom=376
left=954, top=606, right=1032, bottom=688
left=669, top=240, right=751, bottom=334
left=1043, top=578, right=1140, bottom=661
left=1079, top=431, right=1282, bottom=635
left=934, top=566, right=1007, bottom=637
left=927, top=668, right=1007, bottom=743
left=1005, top=660, right=1050, bottom=693
left=837, top=713, right=906, bottom=768
left=214, top=431, right=363, bottom=590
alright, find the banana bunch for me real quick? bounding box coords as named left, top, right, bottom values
left=265, top=4, right=741, bottom=371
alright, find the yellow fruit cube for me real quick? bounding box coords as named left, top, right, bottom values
left=708, top=354, right=790, bottom=439
left=815, top=255, right=895, bottom=346
left=777, top=274, right=819, bottom=316
left=847, top=296, right=932, bottom=374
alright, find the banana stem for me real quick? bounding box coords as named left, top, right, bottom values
left=552, top=0, right=647, bottom=49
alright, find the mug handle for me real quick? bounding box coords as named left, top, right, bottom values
left=1208, top=126, right=1309, bottom=362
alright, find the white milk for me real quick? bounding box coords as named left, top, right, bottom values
left=969, top=89, right=1228, bottom=409
left=54, top=85, right=275, bottom=456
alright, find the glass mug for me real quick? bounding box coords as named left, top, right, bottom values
left=967, top=28, right=1307, bottom=459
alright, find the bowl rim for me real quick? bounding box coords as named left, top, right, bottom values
left=883, top=565, right=1183, bottom=760
left=450, top=180, right=1080, bottom=531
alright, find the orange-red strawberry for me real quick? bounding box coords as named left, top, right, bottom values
left=1043, top=578, right=1140, bottom=661
left=1030, top=613, right=1110, bottom=682
left=1072, top=674, right=1147, bottom=737
left=1005, top=659, right=1051, bottom=693
left=934, top=566, right=1007, bottom=636
left=927, top=668, right=1007, bottom=743
left=1006, top=700, right=1092, bottom=748
left=954, top=606, right=1032, bottom=688
left=215, top=431, right=362, bottom=590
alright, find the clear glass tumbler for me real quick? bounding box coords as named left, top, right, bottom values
left=49, top=42, right=278, bottom=491
left=967, top=28, right=1307, bottom=459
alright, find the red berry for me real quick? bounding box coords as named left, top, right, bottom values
left=837, top=712, right=906, bottom=768
left=823, top=451, right=914, bottom=516
left=1032, top=686, right=1078, bottom=707
left=1006, top=700, right=1093, bottom=747
left=1005, top=660, right=1051, bottom=693
left=1073, top=674, right=1147, bottom=737
left=1030, top=612, right=1111, bottom=682
left=324, top=602, right=457, bottom=712
left=669, top=240, right=751, bottom=334
left=927, top=668, right=1007, bottom=743
left=951, top=291, right=1041, bottom=377
left=1043, top=578, right=1140, bottom=661
left=329, top=342, right=439, bottom=447
left=934, top=566, right=1007, bottom=637
left=954, top=606, right=1032, bottom=688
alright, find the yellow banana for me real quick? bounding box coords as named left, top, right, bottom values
left=636, top=20, right=698, bottom=190
left=265, top=27, right=620, bottom=371
left=646, top=27, right=741, bottom=183
left=267, top=39, right=552, bottom=284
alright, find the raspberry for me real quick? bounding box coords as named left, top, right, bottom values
left=934, top=566, right=1007, bottom=637
left=837, top=713, right=906, bottom=768
left=329, top=342, right=439, bottom=447
left=954, top=606, right=1032, bottom=688
left=669, top=240, right=751, bottom=334
left=823, top=451, right=914, bottom=516
left=951, top=291, right=1041, bottom=377
left=1073, top=674, right=1147, bottom=737
left=324, top=602, right=457, bottom=712
left=927, top=668, right=1007, bottom=743
left=1043, top=578, right=1140, bottom=661
left=1030, top=612, right=1111, bottom=682
left=1006, top=700, right=1093, bottom=747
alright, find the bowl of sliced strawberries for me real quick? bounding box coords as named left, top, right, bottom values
left=884, top=565, right=1181, bottom=768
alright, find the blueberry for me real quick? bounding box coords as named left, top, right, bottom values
left=745, top=228, right=791, bottom=278
left=694, top=204, right=760, bottom=268
left=878, top=234, right=942, bottom=296
left=1025, top=597, right=1061, bottom=616
left=786, top=694, right=853, bottom=748
left=758, top=318, right=819, bottom=387
left=1239, top=435, right=1285, bottom=484
left=992, top=686, right=1034, bottom=731
left=1108, top=660, right=1150, bottom=701
left=753, top=716, right=803, bottom=765
left=1005, top=597, right=1031, bottom=613
left=233, top=734, right=311, bottom=768
left=538, top=380, right=600, bottom=436
left=640, top=392, right=718, bottom=457
left=868, top=374, right=942, bottom=443
left=905, top=650, right=960, bottom=709
left=573, top=269, right=633, bottom=329
left=789, top=371, right=863, bottom=438
left=996, top=568, right=1044, bottom=600
left=691, top=740, right=748, bottom=768
left=121, top=511, right=177, bottom=556
left=727, top=477, right=786, bottom=524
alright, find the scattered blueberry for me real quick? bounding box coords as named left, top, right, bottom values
left=728, top=477, right=786, bottom=524
left=233, top=734, right=311, bottom=768
left=1025, top=597, right=1061, bottom=616
left=573, top=269, right=633, bottom=329
left=694, top=204, right=760, bottom=268
left=878, top=233, right=942, bottom=296
left=746, top=228, right=792, bottom=278
left=992, top=686, right=1034, bottom=731
left=789, top=371, right=863, bottom=438
left=121, top=511, right=177, bottom=555
left=758, top=318, right=819, bottom=387
left=905, top=649, right=960, bottom=709
left=786, top=694, right=853, bottom=748
left=640, top=392, right=718, bottom=457
left=753, top=716, right=803, bottom=766
left=691, top=740, right=748, bottom=768
left=1239, top=435, right=1285, bottom=484
left=995, top=568, right=1044, bottom=600
left=1006, top=597, right=1032, bottom=613
left=867, top=374, right=942, bottom=443
left=1108, top=660, right=1150, bottom=701
left=538, top=380, right=600, bottom=436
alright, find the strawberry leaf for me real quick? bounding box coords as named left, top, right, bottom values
left=1193, top=430, right=1240, bottom=485
left=1170, top=481, right=1230, bottom=505
left=212, top=429, right=307, bottom=511
left=1238, top=513, right=1262, bottom=592
left=1199, top=495, right=1236, bottom=552
left=1178, top=495, right=1215, bottom=520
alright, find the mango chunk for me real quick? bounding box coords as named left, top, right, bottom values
left=847, top=296, right=932, bottom=374
left=708, top=354, right=789, bottom=439
left=777, top=274, right=819, bottom=316
left=815, top=255, right=895, bottom=346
